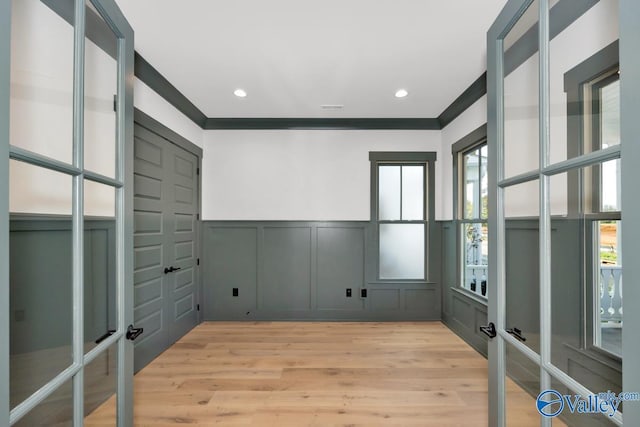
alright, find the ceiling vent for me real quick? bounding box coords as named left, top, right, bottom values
left=321, top=104, right=344, bottom=110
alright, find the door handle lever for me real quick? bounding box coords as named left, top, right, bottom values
left=164, top=266, right=182, bottom=274
left=95, top=329, right=116, bottom=344
left=506, top=327, right=527, bottom=342
left=479, top=322, right=497, bottom=339
left=126, top=324, right=144, bottom=341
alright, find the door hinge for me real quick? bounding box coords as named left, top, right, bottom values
left=113, top=94, right=117, bottom=112
left=197, top=214, right=200, bottom=220
left=197, top=304, right=200, bottom=311
left=197, top=258, right=200, bottom=266
left=196, top=167, right=200, bottom=175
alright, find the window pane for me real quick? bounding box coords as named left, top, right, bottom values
left=10, top=0, right=74, bottom=164
left=480, top=145, right=488, bottom=219
left=462, top=223, right=488, bottom=297
left=401, top=165, right=424, bottom=220
left=379, top=224, right=424, bottom=280
left=595, top=220, right=622, bottom=357
left=464, top=149, right=480, bottom=219
left=84, top=1, right=118, bottom=178
left=601, top=79, right=620, bottom=148
left=378, top=165, right=400, bottom=220
left=601, top=159, right=620, bottom=212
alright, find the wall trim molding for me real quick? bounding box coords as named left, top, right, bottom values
left=134, top=54, right=208, bottom=128
left=203, top=117, right=441, bottom=130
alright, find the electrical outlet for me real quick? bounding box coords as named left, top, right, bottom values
left=360, top=289, right=367, bottom=298
left=346, top=288, right=352, bottom=297
left=232, top=288, right=239, bottom=297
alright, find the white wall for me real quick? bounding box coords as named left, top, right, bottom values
left=202, top=130, right=442, bottom=221
left=134, top=79, right=203, bottom=148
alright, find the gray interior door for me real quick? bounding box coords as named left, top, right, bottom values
left=133, top=122, right=199, bottom=372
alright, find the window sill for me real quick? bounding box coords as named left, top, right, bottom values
left=451, top=286, right=488, bottom=306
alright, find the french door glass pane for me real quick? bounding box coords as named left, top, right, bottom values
left=84, top=0, right=118, bottom=179
left=548, top=167, right=622, bottom=422
left=505, top=342, right=543, bottom=426
left=549, top=0, right=619, bottom=164
left=10, top=0, right=74, bottom=164
left=13, top=378, right=73, bottom=427
left=84, top=180, right=116, bottom=354
left=379, top=224, right=424, bottom=280
left=378, top=165, right=400, bottom=220
left=503, top=0, right=540, bottom=179
left=84, top=343, right=118, bottom=424
left=9, top=161, right=73, bottom=409
left=504, top=179, right=540, bottom=354
left=401, top=165, right=424, bottom=220
left=549, top=378, right=616, bottom=425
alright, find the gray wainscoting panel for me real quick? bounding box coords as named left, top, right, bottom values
left=204, top=227, right=258, bottom=319
left=316, top=227, right=365, bottom=311
left=369, top=289, right=400, bottom=310
left=203, top=221, right=440, bottom=320
left=262, top=227, right=312, bottom=311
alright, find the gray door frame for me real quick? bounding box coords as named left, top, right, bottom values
left=487, top=0, right=640, bottom=425
left=0, top=0, right=11, bottom=424
left=0, top=0, right=135, bottom=425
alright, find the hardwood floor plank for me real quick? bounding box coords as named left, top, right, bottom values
left=84, top=321, right=557, bottom=426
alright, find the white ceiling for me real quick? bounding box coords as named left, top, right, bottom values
left=115, top=0, right=508, bottom=118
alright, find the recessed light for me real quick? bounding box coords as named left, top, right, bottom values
left=234, top=88, right=247, bottom=98
left=395, top=89, right=408, bottom=98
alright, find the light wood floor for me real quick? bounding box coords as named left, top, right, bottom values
left=86, top=322, right=551, bottom=426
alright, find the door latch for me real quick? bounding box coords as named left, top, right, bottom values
left=126, top=324, right=144, bottom=341
left=479, top=322, right=497, bottom=339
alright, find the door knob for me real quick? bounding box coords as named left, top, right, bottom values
left=164, top=266, right=182, bottom=274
